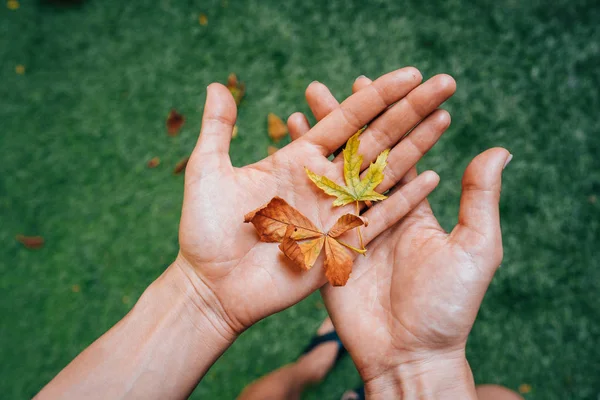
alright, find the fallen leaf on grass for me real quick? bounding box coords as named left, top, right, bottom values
left=7, top=0, right=19, bottom=10
left=227, top=73, right=245, bottom=106
left=166, top=109, right=185, bottom=136
left=15, top=64, right=25, bottom=74
left=244, top=197, right=366, bottom=286
left=518, top=384, right=532, bottom=394
left=268, top=113, right=288, bottom=142
left=267, top=145, right=278, bottom=155
left=232, top=124, right=238, bottom=138
left=198, top=13, right=208, bottom=25
left=16, top=235, right=44, bottom=249
left=71, top=284, right=80, bottom=293
left=147, top=157, right=160, bottom=168
left=173, top=157, right=189, bottom=174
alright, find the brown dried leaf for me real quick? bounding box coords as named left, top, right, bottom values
left=267, top=145, right=278, bottom=155
left=268, top=113, right=288, bottom=142
left=324, top=236, right=354, bottom=286
left=232, top=124, right=238, bottom=138
left=328, top=214, right=367, bottom=238
left=244, top=197, right=322, bottom=242
left=173, top=156, right=189, bottom=174
left=16, top=234, right=44, bottom=249
left=245, top=197, right=366, bottom=285
left=518, top=384, right=532, bottom=394
left=147, top=157, right=160, bottom=168
left=279, top=226, right=325, bottom=270
left=227, top=73, right=245, bottom=106
left=198, top=13, right=208, bottom=25
left=167, top=109, right=185, bottom=136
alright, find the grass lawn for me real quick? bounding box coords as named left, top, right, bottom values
left=1, top=0, right=599, bottom=398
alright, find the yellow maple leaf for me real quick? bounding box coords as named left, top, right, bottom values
left=305, top=128, right=389, bottom=249
left=305, top=129, right=389, bottom=207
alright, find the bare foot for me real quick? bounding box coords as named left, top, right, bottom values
left=294, top=317, right=341, bottom=384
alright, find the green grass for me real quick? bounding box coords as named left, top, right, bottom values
left=1, top=0, right=599, bottom=398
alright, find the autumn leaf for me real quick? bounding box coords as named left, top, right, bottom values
left=227, top=73, right=245, bottom=106
left=147, top=157, right=160, bottom=168
left=306, top=130, right=389, bottom=207
left=232, top=124, right=239, bottom=139
left=198, top=13, right=208, bottom=25
left=244, top=197, right=365, bottom=286
left=305, top=129, right=389, bottom=249
left=173, top=156, right=189, bottom=174
left=166, top=109, right=185, bottom=136
left=268, top=113, right=288, bottom=142
left=267, top=145, right=278, bottom=155
left=244, top=197, right=322, bottom=242
left=16, top=234, right=44, bottom=249
left=518, top=384, right=532, bottom=394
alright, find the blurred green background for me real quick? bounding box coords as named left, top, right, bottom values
left=1, top=0, right=599, bottom=399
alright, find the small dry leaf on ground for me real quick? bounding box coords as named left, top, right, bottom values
left=518, top=384, right=532, bottom=394
left=232, top=125, right=238, bottom=138
left=173, top=157, right=189, bottom=174
left=267, top=146, right=278, bottom=155
left=227, top=73, right=245, bottom=106
left=147, top=157, right=160, bottom=168
left=71, top=284, right=81, bottom=293
left=15, top=65, right=25, bottom=74
left=244, top=197, right=366, bottom=286
left=268, top=113, right=288, bottom=142
left=166, top=109, right=185, bottom=136
left=16, top=234, right=44, bottom=249
left=7, top=0, right=19, bottom=10
left=198, top=13, right=208, bottom=25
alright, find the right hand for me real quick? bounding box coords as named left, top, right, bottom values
left=289, top=76, right=511, bottom=398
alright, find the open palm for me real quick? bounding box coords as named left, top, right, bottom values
left=174, top=68, right=457, bottom=336
left=290, top=76, right=511, bottom=385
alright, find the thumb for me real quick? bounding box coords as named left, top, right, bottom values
left=451, top=147, right=512, bottom=266
left=194, top=83, right=237, bottom=162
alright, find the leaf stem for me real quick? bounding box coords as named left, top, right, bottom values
left=356, top=201, right=365, bottom=254
left=336, top=239, right=367, bottom=254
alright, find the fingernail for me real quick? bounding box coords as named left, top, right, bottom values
left=503, top=154, right=513, bottom=169
left=355, top=75, right=366, bottom=81
left=310, top=80, right=319, bottom=85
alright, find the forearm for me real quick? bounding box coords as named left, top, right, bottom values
left=35, top=263, right=236, bottom=400
left=364, top=351, right=477, bottom=400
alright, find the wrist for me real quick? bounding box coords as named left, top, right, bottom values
left=363, top=350, right=477, bottom=400
left=162, top=256, right=240, bottom=345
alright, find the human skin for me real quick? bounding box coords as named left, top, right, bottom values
left=288, top=76, right=512, bottom=399
left=35, top=67, right=458, bottom=400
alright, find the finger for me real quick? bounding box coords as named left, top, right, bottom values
left=303, top=67, right=423, bottom=156
left=388, top=166, right=440, bottom=227
left=332, top=74, right=455, bottom=169
left=352, top=75, right=372, bottom=93
left=287, top=112, right=311, bottom=140
left=374, top=109, right=451, bottom=192
left=195, top=83, right=237, bottom=159
left=451, top=148, right=512, bottom=265
left=362, top=170, right=440, bottom=244
left=305, top=81, right=340, bottom=121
